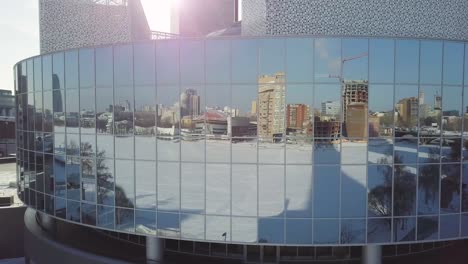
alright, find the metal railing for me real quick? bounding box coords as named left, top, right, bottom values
left=92, top=0, right=128, bottom=6
left=151, top=31, right=179, bottom=40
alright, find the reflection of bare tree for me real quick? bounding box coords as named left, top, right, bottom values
left=419, top=164, right=439, bottom=211
left=340, top=223, right=363, bottom=244
left=368, top=165, right=392, bottom=217
left=440, top=165, right=460, bottom=210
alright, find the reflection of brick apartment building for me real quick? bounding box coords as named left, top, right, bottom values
left=396, top=97, right=418, bottom=126
left=258, top=72, right=285, bottom=138
left=314, top=116, right=341, bottom=139
left=345, top=103, right=368, bottom=138
left=287, top=104, right=310, bottom=131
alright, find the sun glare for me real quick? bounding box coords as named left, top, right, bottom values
left=141, top=0, right=175, bottom=32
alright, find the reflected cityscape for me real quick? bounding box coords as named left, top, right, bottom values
left=14, top=38, right=468, bottom=246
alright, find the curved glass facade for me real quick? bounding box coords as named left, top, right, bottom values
left=14, top=37, right=468, bottom=246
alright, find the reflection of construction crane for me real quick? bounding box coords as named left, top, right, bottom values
left=328, top=52, right=369, bottom=83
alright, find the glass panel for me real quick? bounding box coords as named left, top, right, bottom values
left=66, top=89, right=79, bottom=133
left=205, top=85, right=230, bottom=163
left=314, top=38, right=341, bottom=83
left=115, top=208, right=134, bottom=232
left=340, top=219, right=365, bottom=244
left=81, top=158, right=96, bottom=202
left=259, top=139, right=284, bottom=164
left=181, top=163, right=204, bottom=213
left=43, top=90, right=53, bottom=132
left=96, top=89, right=113, bottom=134
left=439, top=214, right=459, bottom=239
left=157, top=212, right=180, bottom=237
left=442, top=86, right=462, bottom=136
left=52, top=53, right=64, bottom=90
left=368, top=138, right=393, bottom=164
left=135, top=210, right=156, bottom=235
left=97, top=205, right=114, bottom=229
left=342, top=38, right=368, bottom=82
left=232, top=164, right=257, bottom=216
left=419, top=86, right=441, bottom=136
left=181, top=86, right=205, bottom=162
left=286, top=84, right=313, bottom=163
left=393, top=165, right=417, bottom=216
left=53, top=89, right=65, bottom=132
left=259, top=38, right=285, bottom=77
left=418, top=164, right=440, bottom=215
left=258, top=218, right=284, bottom=244
left=369, top=85, right=394, bottom=137
left=314, top=166, right=340, bottom=218
left=367, top=218, right=391, bottom=243
left=393, top=217, right=416, bottom=242
left=417, top=216, right=438, bottom=241
left=96, top=134, right=113, bottom=158
left=314, top=84, right=341, bottom=139
left=368, top=165, right=392, bottom=217
left=342, top=140, right=367, bottom=164
left=232, top=217, right=257, bottom=243
left=157, top=85, right=180, bottom=161
left=418, top=137, right=440, bottom=163
left=54, top=155, right=66, bottom=198
left=79, top=48, right=94, bottom=89
left=42, top=55, right=52, bottom=91
left=395, top=40, right=419, bottom=84
left=286, top=38, right=313, bottom=83
left=65, top=50, right=79, bottom=90
left=395, top=85, right=418, bottom=135
left=156, top=40, right=179, bottom=85
left=44, top=154, right=54, bottom=194
left=206, top=164, right=230, bottom=215
left=286, top=219, right=312, bottom=244
left=314, top=141, right=341, bottom=165
left=443, top=42, right=464, bottom=85
left=81, top=203, right=96, bottom=226
left=66, top=156, right=80, bottom=201
left=134, top=42, right=155, bottom=86
left=206, top=215, right=230, bottom=241
left=394, top=138, right=417, bottom=164
left=314, top=219, right=339, bottom=244
left=232, top=138, right=257, bottom=163
left=369, top=39, right=394, bottom=83
left=463, top=164, right=468, bottom=212
left=80, top=88, right=96, bottom=133
left=66, top=133, right=79, bottom=156
left=66, top=200, right=80, bottom=222
left=157, top=162, right=180, bottom=211
left=27, top=92, right=35, bottom=131
left=115, top=160, right=134, bottom=208
left=232, top=39, right=258, bottom=83
left=462, top=214, right=468, bottom=236
left=259, top=165, right=284, bottom=217
left=286, top=165, right=313, bottom=218
left=440, top=164, right=460, bottom=213
left=34, top=57, right=42, bottom=92
left=420, top=41, right=442, bottom=84
left=55, top=197, right=66, bottom=219
left=232, top=84, right=257, bottom=131
left=35, top=92, right=43, bottom=132
left=206, top=40, right=230, bottom=84
left=80, top=134, right=95, bottom=157
left=135, top=161, right=156, bottom=210
left=180, top=40, right=204, bottom=84
left=95, top=47, right=113, bottom=89
left=341, top=165, right=366, bottom=218
left=181, top=214, right=205, bottom=239
left=96, top=158, right=114, bottom=206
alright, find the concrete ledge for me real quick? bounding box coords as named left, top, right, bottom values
left=0, top=206, right=26, bottom=259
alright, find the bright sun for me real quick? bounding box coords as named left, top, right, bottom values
left=140, top=0, right=177, bottom=32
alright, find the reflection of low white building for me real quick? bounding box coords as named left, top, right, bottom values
left=193, top=110, right=228, bottom=135
left=157, top=126, right=179, bottom=137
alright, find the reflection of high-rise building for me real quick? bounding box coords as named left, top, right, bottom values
left=286, top=104, right=309, bottom=131
left=257, top=72, right=286, bottom=138
left=346, top=103, right=368, bottom=138
left=180, top=89, right=200, bottom=118
left=419, top=91, right=425, bottom=105
left=396, top=97, right=418, bottom=126
left=314, top=116, right=341, bottom=139
left=321, top=101, right=340, bottom=116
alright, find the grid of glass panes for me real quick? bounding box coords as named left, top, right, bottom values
left=14, top=37, right=468, bottom=245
